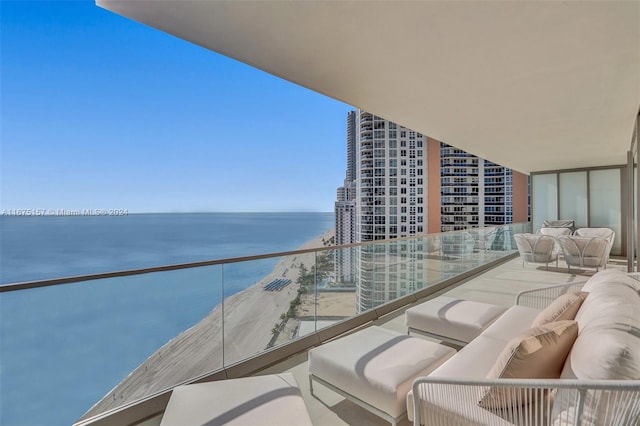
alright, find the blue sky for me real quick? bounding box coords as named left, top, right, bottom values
left=1, top=1, right=353, bottom=213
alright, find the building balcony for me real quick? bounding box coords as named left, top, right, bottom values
left=8, top=1, right=640, bottom=422
left=10, top=222, right=627, bottom=426
left=3, top=225, right=541, bottom=426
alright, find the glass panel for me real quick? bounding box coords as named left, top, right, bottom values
left=301, top=247, right=356, bottom=336
left=532, top=174, right=558, bottom=232
left=222, top=256, right=290, bottom=365
left=0, top=266, right=223, bottom=426
left=0, top=224, right=530, bottom=425
left=589, top=169, right=622, bottom=255
left=559, top=171, right=588, bottom=228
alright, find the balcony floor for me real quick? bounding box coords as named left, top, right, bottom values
left=141, top=256, right=628, bottom=426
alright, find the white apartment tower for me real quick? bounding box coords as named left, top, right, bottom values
left=353, top=110, right=429, bottom=312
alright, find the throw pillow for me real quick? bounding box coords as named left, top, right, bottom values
left=531, top=292, right=588, bottom=328
left=478, top=320, right=579, bottom=410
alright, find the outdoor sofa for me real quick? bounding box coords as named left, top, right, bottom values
left=408, top=269, right=640, bottom=425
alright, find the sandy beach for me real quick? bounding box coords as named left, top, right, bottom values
left=82, top=228, right=335, bottom=420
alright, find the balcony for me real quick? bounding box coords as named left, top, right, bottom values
left=3, top=225, right=545, bottom=426
left=13, top=223, right=626, bottom=426
left=7, top=2, right=639, bottom=424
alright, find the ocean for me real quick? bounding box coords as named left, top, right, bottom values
left=0, top=212, right=334, bottom=426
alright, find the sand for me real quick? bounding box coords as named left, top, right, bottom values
left=81, top=229, right=335, bottom=420
left=297, top=291, right=357, bottom=318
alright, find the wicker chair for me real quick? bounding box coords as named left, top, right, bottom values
left=514, top=233, right=559, bottom=270
left=573, top=228, right=615, bottom=268
left=557, top=235, right=610, bottom=272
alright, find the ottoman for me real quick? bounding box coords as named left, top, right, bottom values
left=160, top=373, right=312, bottom=426
left=308, top=326, right=456, bottom=425
left=405, top=296, right=507, bottom=346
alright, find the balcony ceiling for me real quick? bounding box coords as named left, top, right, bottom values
left=97, top=1, right=639, bottom=174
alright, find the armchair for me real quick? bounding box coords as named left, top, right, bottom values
left=514, top=233, right=559, bottom=270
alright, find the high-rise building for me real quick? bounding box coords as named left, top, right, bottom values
left=335, top=110, right=529, bottom=311
left=438, top=143, right=530, bottom=255
left=440, top=143, right=529, bottom=233
left=355, top=111, right=429, bottom=241
left=334, top=111, right=357, bottom=285
left=350, top=110, right=435, bottom=310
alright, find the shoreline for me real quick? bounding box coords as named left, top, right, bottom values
left=81, top=228, right=335, bottom=420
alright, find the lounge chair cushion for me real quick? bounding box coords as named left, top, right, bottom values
left=405, top=296, right=508, bottom=343
left=309, top=326, right=455, bottom=418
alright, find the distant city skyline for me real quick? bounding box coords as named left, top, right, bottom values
left=0, top=1, right=352, bottom=213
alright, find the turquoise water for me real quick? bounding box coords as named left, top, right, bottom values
left=0, top=212, right=334, bottom=426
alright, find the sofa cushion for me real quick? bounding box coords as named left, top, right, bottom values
left=430, top=335, right=508, bottom=379
left=531, top=291, right=588, bottom=327
left=581, top=269, right=640, bottom=293
left=481, top=305, right=541, bottom=342
left=479, top=320, right=578, bottom=409
left=563, top=284, right=640, bottom=380
left=406, top=334, right=507, bottom=422
left=552, top=280, right=640, bottom=424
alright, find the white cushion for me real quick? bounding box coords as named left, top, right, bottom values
left=574, top=227, right=614, bottom=241
left=538, top=227, right=572, bottom=238
left=582, top=269, right=640, bottom=293
left=407, top=306, right=540, bottom=422
left=429, top=335, right=508, bottom=379
left=406, top=334, right=511, bottom=422
left=564, top=284, right=640, bottom=380
left=481, top=305, right=541, bottom=342
left=309, top=326, right=455, bottom=418
left=160, top=373, right=312, bottom=426
left=405, top=296, right=507, bottom=343
left=553, top=282, right=640, bottom=424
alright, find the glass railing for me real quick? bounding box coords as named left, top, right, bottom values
left=0, top=223, right=531, bottom=426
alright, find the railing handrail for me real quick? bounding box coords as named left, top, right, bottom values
left=0, top=223, right=529, bottom=292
